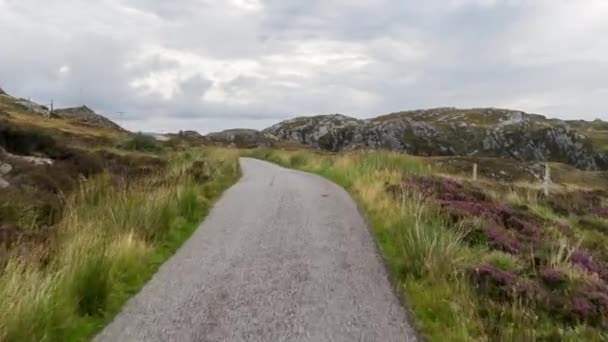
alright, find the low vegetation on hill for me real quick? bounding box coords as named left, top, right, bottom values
left=0, top=92, right=241, bottom=341
left=249, top=149, right=608, bottom=341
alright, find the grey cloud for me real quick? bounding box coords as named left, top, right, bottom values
left=179, top=75, right=213, bottom=99
left=0, top=0, right=606, bottom=135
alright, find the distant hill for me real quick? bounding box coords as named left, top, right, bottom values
left=263, top=108, right=608, bottom=170
left=206, top=129, right=277, bottom=148
left=53, top=105, right=125, bottom=131
left=0, top=88, right=125, bottom=134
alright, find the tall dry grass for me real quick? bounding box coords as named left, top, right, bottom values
left=0, top=148, right=240, bottom=341
left=248, top=149, right=485, bottom=341
left=250, top=148, right=608, bottom=341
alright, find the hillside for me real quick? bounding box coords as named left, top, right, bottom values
left=0, top=92, right=127, bottom=147
left=53, top=105, right=125, bottom=131
left=264, top=108, right=608, bottom=170
left=0, top=88, right=241, bottom=341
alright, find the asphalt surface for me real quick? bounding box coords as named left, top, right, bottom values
left=95, top=158, right=417, bottom=342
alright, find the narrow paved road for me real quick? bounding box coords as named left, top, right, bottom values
left=96, top=158, right=417, bottom=342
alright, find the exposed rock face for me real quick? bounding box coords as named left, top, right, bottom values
left=178, top=130, right=204, bottom=139
left=206, top=129, right=277, bottom=148
left=0, top=87, right=6, bottom=96
left=264, top=114, right=364, bottom=151
left=53, top=106, right=124, bottom=131
left=264, top=108, right=608, bottom=170
left=16, top=99, right=51, bottom=117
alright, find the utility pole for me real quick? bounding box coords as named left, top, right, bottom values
left=544, top=163, right=551, bottom=196
left=472, top=163, right=478, bottom=182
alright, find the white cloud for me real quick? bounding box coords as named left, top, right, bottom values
left=0, top=0, right=606, bottom=134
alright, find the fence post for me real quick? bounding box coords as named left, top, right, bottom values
left=544, top=163, right=551, bottom=196
left=472, top=163, right=478, bottom=182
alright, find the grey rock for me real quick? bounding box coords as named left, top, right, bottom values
left=53, top=106, right=124, bottom=131
left=20, top=156, right=53, bottom=166
left=264, top=108, right=608, bottom=170
left=206, top=128, right=277, bottom=148
left=264, top=114, right=364, bottom=151
left=16, top=99, right=51, bottom=117
left=0, top=163, right=12, bottom=176
left=0, top=176, right=8, bottom=189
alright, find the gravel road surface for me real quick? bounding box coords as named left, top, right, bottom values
left=95, top=158, right=417, bottom=342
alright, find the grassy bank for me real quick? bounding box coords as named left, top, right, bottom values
left=248, top=149, right=608, bottom=341
left=0, top=148, right=240, bottom=341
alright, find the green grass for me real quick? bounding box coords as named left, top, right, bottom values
left=0, top=148, right=240, bottom=341
left=247, top=148, right=608, bottom=341
left=247, top=149, right=482, bottom=340
left=119, top=132, right=162, bottom=153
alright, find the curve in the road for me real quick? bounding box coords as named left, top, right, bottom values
left=96, top=157, right=417, bottom=342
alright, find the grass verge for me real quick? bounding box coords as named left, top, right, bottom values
left=0, top=148, right=240, bottom=341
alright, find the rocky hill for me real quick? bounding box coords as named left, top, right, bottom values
left=53, top=106, right=124, bottom=131
left=206, top=129, right=277, bottom=148
left=263, top=108, right=608, bottom=170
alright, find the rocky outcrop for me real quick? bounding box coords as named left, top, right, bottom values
left=178, top=130, right=204, bottom=139
left=16, top=99, right=51, bottom=117
left=0, top=87, right=6, bottom=96
left=264, top=114, right=364, bottom=151
left=53, top=106, right=124, bottom=131
left=0, top=160, right=11, bottom=189
left=264, top=108, right=608, bottom=170
left=206, top=129, right=277, bottom=148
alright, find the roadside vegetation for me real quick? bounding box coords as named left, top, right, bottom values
left=248, top=149, right=608, bottom=341
left=0, top=143, right=240, bottom=341
left=0, top=92, right=241, bottom=341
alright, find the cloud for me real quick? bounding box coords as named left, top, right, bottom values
left=0, top=0, right=606, bottom=133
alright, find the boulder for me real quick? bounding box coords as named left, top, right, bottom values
left=0, top=162, right=12, bottom=176
left=0, top=176, right=8, bottom=189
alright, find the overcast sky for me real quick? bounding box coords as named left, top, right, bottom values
left=1, top=0, right=607, bottom=133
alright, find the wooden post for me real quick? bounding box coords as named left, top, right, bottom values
left=544, top=163, right=551, bottom=196
left=472, top=163, right=478, bottom=182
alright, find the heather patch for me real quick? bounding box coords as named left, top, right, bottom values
left=402, top=176, right=544, bottom=252
left=591, top=207, right=608, bottom=218
left=397, top=175, right=608, bottom=329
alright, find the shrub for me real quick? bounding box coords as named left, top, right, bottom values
left=70, top=252, right=111, bottom=316
left=177, top=188, right=199, bottom=222
left=289, top=153, right=309, bottom=168
left=187, top=160, right=211, bottom=183
left=120, top=133, right=162, bottom=153
left=0, top=121, right=59, bottom=156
